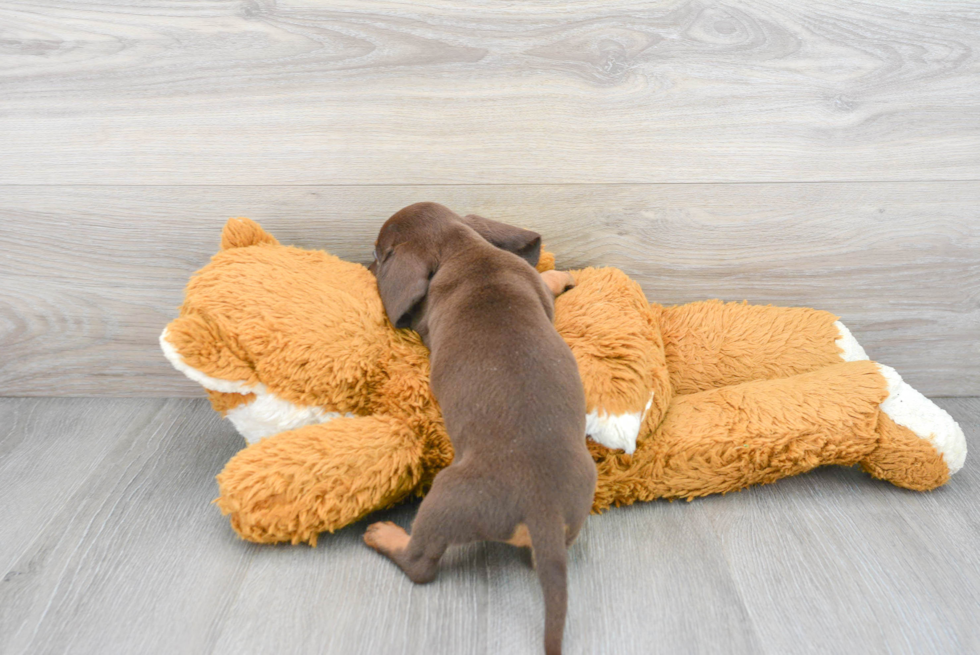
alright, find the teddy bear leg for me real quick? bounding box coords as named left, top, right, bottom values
left=215, top=415, right=428, bottom=545
left=658, top=301, right=847, bottom=394
left=557, top=267, right=674, bottom=454
left=859, top=365, right=966, bottom=490
left=591, top=360, right=890, bottom=509
left=833, top=325, right=967, bottom=486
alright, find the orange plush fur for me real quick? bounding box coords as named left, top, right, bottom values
left=161, top=218, right=963, bottom=545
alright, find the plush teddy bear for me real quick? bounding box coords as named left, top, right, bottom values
left=161, top=217, right=966, bottom=545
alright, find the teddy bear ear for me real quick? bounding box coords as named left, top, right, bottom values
left=535, top=249, right=556, bottom=273
left=220, top=217, right=280, bottom=250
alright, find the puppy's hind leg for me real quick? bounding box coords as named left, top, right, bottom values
left=364, top=467, right=491, bottom=584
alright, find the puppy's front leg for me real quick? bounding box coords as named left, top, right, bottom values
left=540, top=270, right=576, bottom=297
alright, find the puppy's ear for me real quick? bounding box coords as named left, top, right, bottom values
left=462, top=214, right=542, bottom=268
left=376, top=244, right=432, bottom=329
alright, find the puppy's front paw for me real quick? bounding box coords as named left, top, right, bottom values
left=541, top=270, right=576, bottom=297
left=364, top=521, right=410, bottom=554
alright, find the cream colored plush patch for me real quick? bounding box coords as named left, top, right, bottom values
left=835, top=322, right=965, bottom=473
left=877, top=365, right=967, bottom=474
left=160, top=328, right=256, bottom=395
left=226, top=395, right=352, bottom=445
left=586, top=393, right=654, bottom=454
left=835, top=321, right=870, bottom=362
left=161, top=327, right=348, bottom=444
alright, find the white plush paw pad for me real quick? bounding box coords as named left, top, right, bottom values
left=226, top=394, right=351, bottom=444
left=160, top=327, right=258, bottom=394
left=835, top=321, right=870, bottom=362
left=877, top=365, right=967, bottom=474
left=585, top=393, right=654, bottom=455
left=161, top=327, right=346, bottom=444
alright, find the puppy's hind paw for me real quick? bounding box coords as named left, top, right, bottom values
left=364, top=521, right=410, bottom=555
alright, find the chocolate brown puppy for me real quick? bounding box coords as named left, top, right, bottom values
left=364, top=202, right=596, bottom=655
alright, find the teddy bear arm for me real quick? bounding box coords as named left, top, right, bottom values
left=161, top=315, right=259, bottom=391
left=214, top=414, right=427, bottom=545
left=659, top=300, right=855, bottom=395
left=556, top=267, right=673, bottom=454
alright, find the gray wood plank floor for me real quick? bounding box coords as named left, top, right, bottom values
left=1, top=397, right=977, bottom=655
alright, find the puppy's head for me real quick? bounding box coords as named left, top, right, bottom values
left=372, top=202, right=541, bottom=329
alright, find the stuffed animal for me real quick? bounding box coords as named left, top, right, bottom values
left=161, top=218, right=966, bottom=545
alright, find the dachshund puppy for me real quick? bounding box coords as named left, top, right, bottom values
left=365, top=202, right=595, bottom=655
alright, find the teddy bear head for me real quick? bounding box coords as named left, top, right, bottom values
left=160, top=217, right=445, bottom=444
left=162, top=218, right=672, bottom=462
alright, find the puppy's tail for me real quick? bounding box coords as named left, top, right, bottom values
left=529, top=515, right=568, bottom=655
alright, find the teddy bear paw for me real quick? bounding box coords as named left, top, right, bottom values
left=835, top=323, right=966, bottom=476
left=585, top=392, right=655, bottom=455
left=876, top=364, right=967, bottom=475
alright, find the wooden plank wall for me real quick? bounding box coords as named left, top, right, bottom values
left=1, top=1, right=978, bottom=396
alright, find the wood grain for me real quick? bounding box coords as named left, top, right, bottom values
left=1, top=0, right=979, bottom=184
left=0, top=398, right=976, bottom=654
left=701, top=397, right=980, bottom=655
left=0, top=398, right=165, bottom=576
left=2, top=183, right=977, bottom=396
left=0, top=398, right=252, bottom=655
